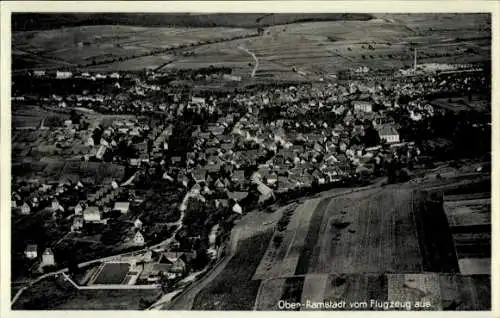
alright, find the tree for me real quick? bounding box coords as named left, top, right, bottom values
left=363, top=126, right=381, bottom=147
left=139, top=297, right=154, bottom=310
left=273, top=234, right=283, bottom=248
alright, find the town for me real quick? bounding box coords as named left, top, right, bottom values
left=9, top=12, right=492, bottom=311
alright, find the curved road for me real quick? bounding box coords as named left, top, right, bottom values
left=162, top=178, right=388, bottom=310
left=238, top=46, right=259, bottom=78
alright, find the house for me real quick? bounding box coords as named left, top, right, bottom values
left=33, top=70, right=46, bottom=77
left=74, top=202, right=84, bottom=214
left=158, top=252, right=187, bottom=274
left=353, top=101, right=372, bottom=113
left=324, top=154, right=339, bottom=165
left=83, top=206, right=101, bottom=222
left=25, top=244, right=38, bottom=259
left=221, top=141, right=234, bottom=151
left=20, top=202, right=31, bottom=215
left=51, top=198, right=61, bottom=211
left=378, top=125, right=400, bottom=143
left=312, top=170, right=326, bottom=184
left=71, top=216, right=84, bottom=232
left=232, top=203, right=243, bottom=214
left=191, top=96, right=206, bottom=106
left=214, top=178, right=226, bottom=189
left=96, top=145, right=107, bottom=160
left=171, top=156, right=182, bottom=165
left=257, top=182, right=274, bottom=203
left=41, top=248, right=55, bottom=267
left=231, top=170, right=246, bottom=183
left=56, top=71, right=73, bottom=79
left=227, top=191, right=248, bottom=202
left=222, top=74, right=242, bottom=82
left=134, top=218, right=143, bottom=229
left=206, top=162, right=222, bottom=174
left=208, top=125, right=225, bottom=136
left=192, top=168, right=207, bottom=183
left=266, top=172, right=278, bottom=186
left=181, top=175, right=190, bottom=188
left=191, top=183, right=202, bottom=195
left=215, top=199, right=229, bottom=209
left=113, top=202, right=130, bottom=214
left=134, top=231, right=145, bottom=246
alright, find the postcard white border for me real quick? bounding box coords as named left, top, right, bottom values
left=1, top=1, right=498, bottom=318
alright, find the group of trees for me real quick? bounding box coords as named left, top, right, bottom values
left=392, top=106, right=490, bottom=161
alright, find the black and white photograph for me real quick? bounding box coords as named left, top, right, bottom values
left=3, top=2, right=495, bottom=313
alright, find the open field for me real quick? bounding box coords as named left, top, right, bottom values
left=12, top=105, right=70, bottom=128
left=85, top=54, right=174, bottom=71
left=55, top=288, right=162, bottom=310
left=189, top=173, right=490, bottom=310
left=254, top=278, right=287, bottom=310
left=300, top=274, right=329, bottom=307
left=387, top=273, right=442, bottom=310
left=322, top=274, right=388, bottom=310
left=92, top=262, right=131, bottom=285
left=13, top=25, right=257, bottom=69
left=173, top=13, right=490, bottom=81
left=13, top=14, right=490, bottom=77
left=458, top=258, right=490, bottom=275
left=254, top=273, right=489, bottom=311
left=439, top=274, right=490, bottom=310
left=308, top=187, right=422, bottom=274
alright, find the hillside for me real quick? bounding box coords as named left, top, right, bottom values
left=12, top=13, right=374, bottom=31
left=187, top=174, right=491, bottom=310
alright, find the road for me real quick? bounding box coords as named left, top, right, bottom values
left=11, top=200, right=185, bottom=307
left=121, top=171, right=138, bottom=187
left=161, top=179, right=388, bottom=310
left=12, top=178, right=387, bottom=308
left=238, top=46, right=259, bottom=78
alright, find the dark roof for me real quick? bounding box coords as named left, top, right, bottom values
left=228, top=191, right=248, bottom=202
left=25, top=244, right=37, bottom=252
left=377, top=125, right=399, bottom=136
left=43, top=248, right=54, bottom=255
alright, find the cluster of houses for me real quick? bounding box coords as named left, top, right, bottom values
left=13, top=66, right=485, bottom=279
left=24, top=245, right=56, bottom=268
left=30, top=70, right=121, bottom=81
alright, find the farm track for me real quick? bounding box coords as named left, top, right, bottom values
left=238, top=46, right=259, bottom=77
left=294, top=197, right=331, bottom=275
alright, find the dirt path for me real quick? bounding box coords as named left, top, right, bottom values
left=238, top=46, right=259, bottom=77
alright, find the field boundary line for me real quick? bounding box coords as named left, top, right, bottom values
left=279, top=203, right=305, bottom=277
left=252, top=280, right=265, bottom=311
left=409, top=190, right=425, bottom=272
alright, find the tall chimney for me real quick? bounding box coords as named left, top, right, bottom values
left=414, top=48, right=417, bottom=70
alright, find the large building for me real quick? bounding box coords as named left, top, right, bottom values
left=353, top=101, right=373, bottom=113
left=378, top=125, right=400, bottom=143
left=83, top=206, right=101, bottom=222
